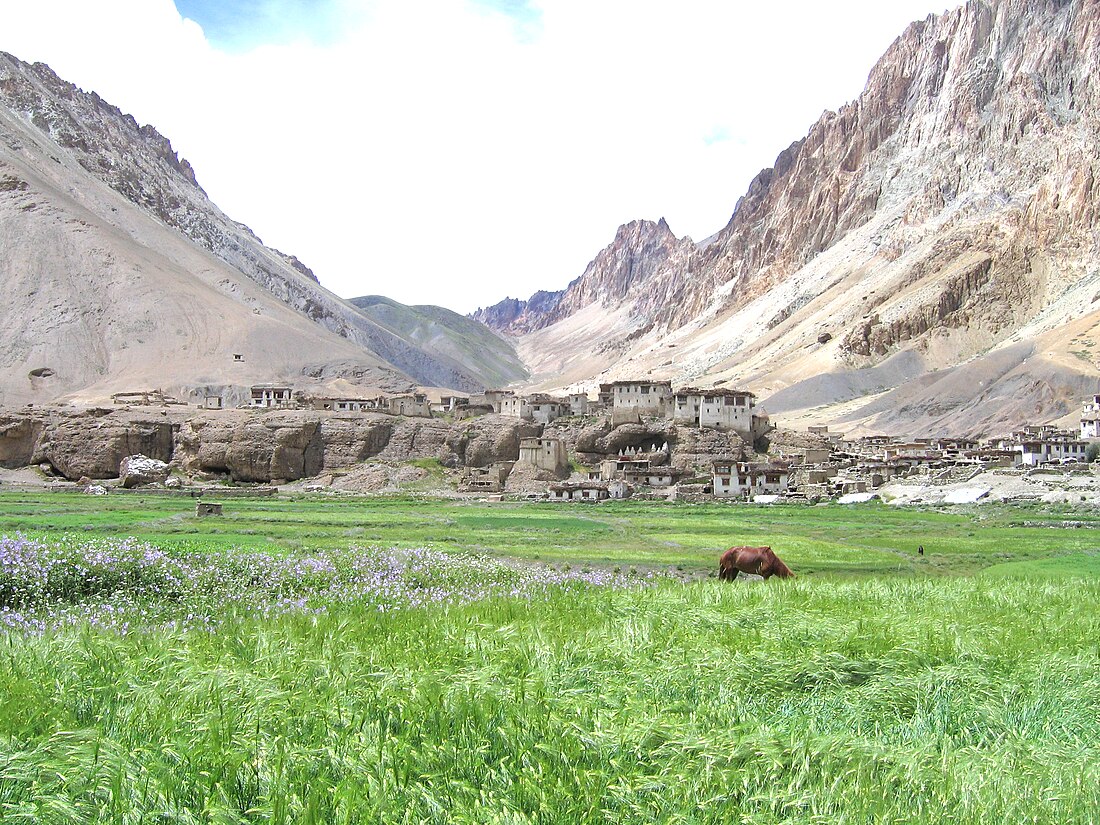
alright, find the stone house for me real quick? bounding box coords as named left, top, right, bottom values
left=712, top=460, right=791, bottom=499
left=460, top=462, right=514, bottom=493
left=621, top=467, right=684, bottom=488
left=453, top=404, right=495, bottom=420
left=778, top=446, right=832, bottom=466
left=516, top=437, right=570, bottom=476
left=599, top=456, right=653, bottom=480
left=386, top=393, right=432, bottom=418
left=499, top=395, right=530, bottom=419
left=312, top=397, right=382, bottom=413
left=567, top=393, right=590, bottom=415
left=472, top=390, right=514, bottom=413
left=610, top=380, right=673, bottom=418
left=501, top=394, right=568, bottom=424
left=1082, top=395, right=1100, bottom=439
left=547, top=481, right=609, bottom=502
left=671, top=388, right=756, bottom=435
left=432, top=395, right=470, bottom=414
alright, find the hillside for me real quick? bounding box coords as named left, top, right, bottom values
left=349, top=296, right=528, bottom=390
left=475, top=0, right=1100, bottom=437
left=0, top=52, right=518, bottom=404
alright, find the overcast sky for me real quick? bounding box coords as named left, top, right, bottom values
left=0, top=1, right=961, bottom=313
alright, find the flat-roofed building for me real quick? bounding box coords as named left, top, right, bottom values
left=712, top=460, right=791, bottom=499
left=672, top=388, right=756, bottom=437
left=250, top=386, right=293, bottom=408
left=547, top=481, right=609, bottom=502
left=610, top=380, right=672, bottom=416
left=1082, top=395, right=1100, bottom=439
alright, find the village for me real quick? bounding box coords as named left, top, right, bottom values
left=100, top=381, right=1100, bottom=506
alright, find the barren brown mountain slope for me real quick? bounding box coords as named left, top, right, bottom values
left=477, top=0, right=1100, bottom=437
left=0, top=53, right=525, bottom=403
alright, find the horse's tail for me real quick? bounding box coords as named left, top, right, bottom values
left=718, top=548, right=736, bottom=580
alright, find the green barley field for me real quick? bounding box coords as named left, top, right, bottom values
left=2, top=491, right=1100, bottom=822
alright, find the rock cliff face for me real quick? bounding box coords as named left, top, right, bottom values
left=0, top=52, right=521, bottom=401
left=0, top=408, right=556, bottom=483
left=478, top=0, right=1100, bottom=436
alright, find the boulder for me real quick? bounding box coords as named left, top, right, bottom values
left=120, top=454, right=170, bottom=488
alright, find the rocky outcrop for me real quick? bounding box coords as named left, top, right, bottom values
left=318, top=419, right=394, bottom=469
left=444, top=415, right=543, bottom=468
left=174, top=415, right=326, bottom=483
left=0, top=414, right=43, bottom=468
left=667, top=426, right=748, bottom=475
left=36, top=412, right=175, bottom=480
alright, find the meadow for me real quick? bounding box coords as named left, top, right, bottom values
left=1, top=491, right=1099, bottom=822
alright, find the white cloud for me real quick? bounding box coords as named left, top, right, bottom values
left=0, top=0, right=960, bottom=313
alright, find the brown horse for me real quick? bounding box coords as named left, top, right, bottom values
left=718, top=546, right=794, bottom=580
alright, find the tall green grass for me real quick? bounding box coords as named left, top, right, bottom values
left=3, top=576, right=1099, bottom=822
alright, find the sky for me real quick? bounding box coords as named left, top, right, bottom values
left=0, top=0, right=962, bottom=314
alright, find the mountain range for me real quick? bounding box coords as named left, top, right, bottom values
left=473, top=0, right=1100, bottom=437
left=0, top=51, right=527, bottom=407
left=3, top=0, right=1099, bottom=438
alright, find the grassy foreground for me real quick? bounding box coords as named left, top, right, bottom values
left=2, top=493, right=1100, bottom=822
left=4, top=575, right=1099, bottom=823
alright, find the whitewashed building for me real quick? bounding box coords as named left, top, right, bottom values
left=1082, top=395, right=1100, bottom=439
left=672, top=388, right=756, bottom=436
left=1015, top=435, right=1089, bottom=466
left=610, top=380, right=673, bottom=416
left=547, top=481, right=609, bottom=502
left=250, top=386, right=294, bottom=408
left=567, top=393, right=591, bottom=415
left=712, top=460, right=792, bottom=498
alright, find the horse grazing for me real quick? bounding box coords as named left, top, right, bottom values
left=718, top=546, right=794, bottom=581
